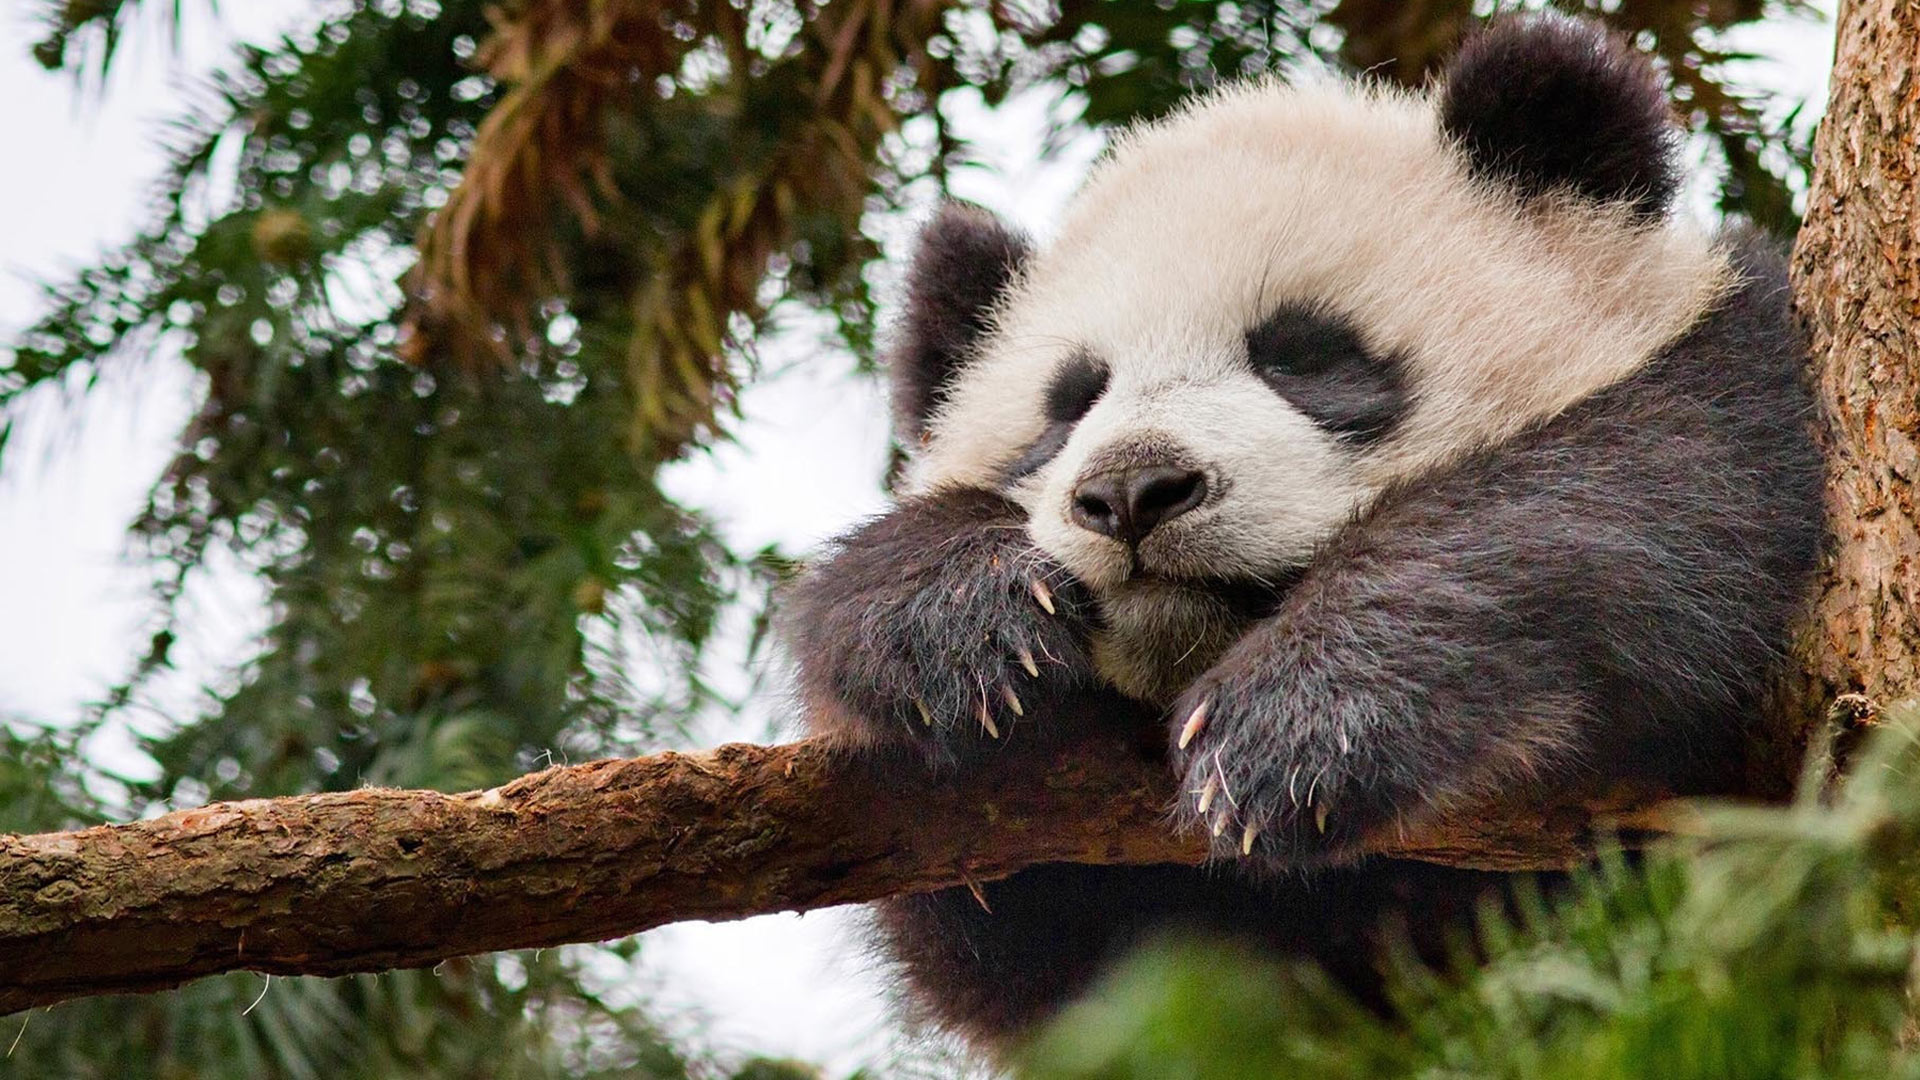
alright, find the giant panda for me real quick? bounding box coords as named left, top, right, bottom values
left=778, top=13, right=1824, bottom=1054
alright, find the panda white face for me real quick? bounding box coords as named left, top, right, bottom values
left=902, top=78, right=1730, bottom=700
left=1000, top=320, right=1384, bottom=700
left=1007, top=316, right=1377, bottom=593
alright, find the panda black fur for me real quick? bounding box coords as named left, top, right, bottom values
left=779, top=15, right=1824, bottom=1052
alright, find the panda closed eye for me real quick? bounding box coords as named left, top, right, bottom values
left=1004, top=350, right=1110, bottom=482
left=1245, top=303, right=1409, bottom=445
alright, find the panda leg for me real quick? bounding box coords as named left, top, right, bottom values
left=874, top=865, right=1163, bottom=1048
left=873, top=860, right=1520, bottom=1048
left=779, top=487, right=1105, bottom=768
left=1168, top=239, right=1822, bottom=868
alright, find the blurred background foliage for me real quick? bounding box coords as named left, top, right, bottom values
left=0, top=0, right=1823, bottom=1075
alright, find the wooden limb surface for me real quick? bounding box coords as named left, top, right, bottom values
left=0, top=734, right=1672, bottom=1015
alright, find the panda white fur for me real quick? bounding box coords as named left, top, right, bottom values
left=780, top=14, right=1823, bottom=1052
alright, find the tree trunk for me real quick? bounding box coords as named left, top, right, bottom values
left=1779, top=0, right=1920, bottom=744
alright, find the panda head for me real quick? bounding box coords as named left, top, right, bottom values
left=887, top=16, right=1732, bottom=701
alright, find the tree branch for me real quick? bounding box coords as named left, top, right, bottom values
left=0, top=734, right=1673, bottom=1015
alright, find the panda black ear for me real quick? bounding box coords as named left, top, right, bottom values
left=1437, top=15, right=1680, bottom=219
left=890, top=202, right=1030, bottom=444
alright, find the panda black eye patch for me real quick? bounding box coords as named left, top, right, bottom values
left=1003, top=351, right=1109, bottom=483
left=1245, top=303, right=1409, bottom=444
left=1043, top=350, right=1109, bottom=424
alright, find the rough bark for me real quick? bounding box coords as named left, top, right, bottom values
left=1780, top=0, right=1920, bottom=743
left=0, top=734, right=1671, bottom=1015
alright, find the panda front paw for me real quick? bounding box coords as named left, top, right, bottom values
left=781, top=488, right=1100, bottom=767
left=1167, top=642, right=1405, bottom=869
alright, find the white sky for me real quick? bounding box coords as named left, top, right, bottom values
left=0, top=4, right=1837, bottom=1074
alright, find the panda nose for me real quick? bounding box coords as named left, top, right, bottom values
left=1070, top=465, right=1208, bottom=545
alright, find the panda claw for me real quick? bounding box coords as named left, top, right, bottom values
left=999, top=684, right=1025, bottom=717
left=1197, top=774, right=1219, bottom=814
left=914, top=698, right=934, bottom=726
left=1241, top=823, right=1259, bottom=856
left=1315, top=802, right=1330, bottom=834
left=1029, top=578, right=1056, bottom=615
left=1211, top=814, right=1228, bottom=837
left=1016, top=645, right=1040, bottom=679
left=1177, top=699, right=1210, bottom=750
left=976, top=698, right=1000, bottom=739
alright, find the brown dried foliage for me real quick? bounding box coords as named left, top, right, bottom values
left=414, top=0, right=953, bottom=454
